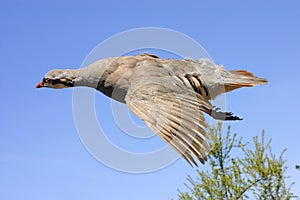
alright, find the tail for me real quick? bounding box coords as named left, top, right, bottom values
left=224, top=70, right=268, bottom=93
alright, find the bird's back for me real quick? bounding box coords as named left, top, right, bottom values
left=80, top=53, right=266, bottom=102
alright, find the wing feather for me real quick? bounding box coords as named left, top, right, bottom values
left=125, top=78, right=212, bottom=166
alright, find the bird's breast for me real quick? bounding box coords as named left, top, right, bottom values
left=96, top=79, right=128, bottom=103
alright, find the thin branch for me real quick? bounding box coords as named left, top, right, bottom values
left=235, top=178, right=265, bottom=199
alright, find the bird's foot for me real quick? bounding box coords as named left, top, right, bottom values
left=211, top=107, right=243, bottom=121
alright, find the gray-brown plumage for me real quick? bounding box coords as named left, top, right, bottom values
left=36, top=53, right=267, bottom=166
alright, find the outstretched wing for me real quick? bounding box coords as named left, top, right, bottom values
left=125, top=77, right=213, bottom=166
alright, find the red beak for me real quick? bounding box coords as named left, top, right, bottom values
left=36, top=81, right=44, bottom=88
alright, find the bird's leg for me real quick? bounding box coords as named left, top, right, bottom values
left=203, top=106, right=243, bottom=121
left=212, top=105, right=221, bottom=112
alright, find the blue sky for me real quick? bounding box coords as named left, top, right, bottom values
left=1, top=1, right=300, bottom=199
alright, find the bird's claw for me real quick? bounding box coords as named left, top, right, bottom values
left=224, top=112, right=243, bottom=121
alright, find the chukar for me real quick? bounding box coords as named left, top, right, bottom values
left=36, top=53, right=267, bottom=166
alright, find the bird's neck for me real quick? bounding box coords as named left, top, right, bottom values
left=74, top=59, right=112, bottom=88
left=74, top=58, right=128, bottom=103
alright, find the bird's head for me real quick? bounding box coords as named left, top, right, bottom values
left=36, top=69, right=78, bottom=89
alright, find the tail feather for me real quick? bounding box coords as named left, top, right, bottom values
left=224, top=70, right=267, bottom=92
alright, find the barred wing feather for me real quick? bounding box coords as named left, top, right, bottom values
left=125, top=78, right=212, bottom=166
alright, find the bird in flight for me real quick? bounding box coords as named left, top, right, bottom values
left=36, top=53, right=267, bottom=166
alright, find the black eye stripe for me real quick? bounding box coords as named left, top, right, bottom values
left=43, top=78, right=74, bottom=86
left=52, top=79, right=61, bottom=84
left=43, top=78, right=61, bottom=85
left=65, top=80, right=74, bottom=87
